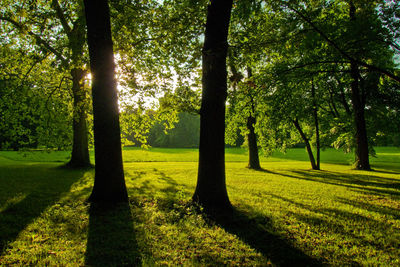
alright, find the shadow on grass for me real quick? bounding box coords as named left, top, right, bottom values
left=85, top=202, right=140, bottom=266
left=212, top=208, right=324, bottom=266
left=266, top=193, right=400, bottom=264
left=291, top=170, right=400, bottom=197
left=371, top=164, right=400, bottom=175
left=0, top=163, right=83, bottom=254
left=257, top=168, right=400, bottom=198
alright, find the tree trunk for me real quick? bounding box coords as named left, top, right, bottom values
left=247, top=115, right=261, bottom=170
left=193, top=0, right=233, bottom=211
left=84, top=0, right=128, bottom=202
left=293, top=119, right=318, bottom=170
left=246, top=67, right=261, bottom=170
left=350, top=61, right=371, bottom=170
left=67, top=68, right=91, bottom=168
left=349, top=1, right=370, bottom=170
left=311, top=79, right=320, bottom=170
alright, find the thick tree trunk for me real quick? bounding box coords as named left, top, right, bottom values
left=247, top=115, right=261, bottom=170
left=350, top=61, right=371, bottom=170
left=67, top=68, right=91, bottom=168
left=293, top=119, right=318, bottom=170
left=349, top=1, right=370, bottom=170
left=193, top=0, right=233, bottom=211
left=84, top=0, right=128, bottom=202
left=311, top=79, right=320, bottom=170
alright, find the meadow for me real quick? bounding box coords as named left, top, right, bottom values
left=0, top=147, right=399, bottom=266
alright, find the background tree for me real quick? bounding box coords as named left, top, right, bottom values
left=233, top=0, right=398, bottom=170
left=0, top=0, right=91, bottom=167
left=0, top=33, right=75, bottom=150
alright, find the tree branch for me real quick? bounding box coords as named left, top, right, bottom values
left=51, top=0, right=73, bottom=39
left=290, top=60, right=347, bottom=71
left=20, top=52, right=50, bottom=86
left=0, top=15, right=67, bottom=65
left=288, top=6, right=400, bottom=83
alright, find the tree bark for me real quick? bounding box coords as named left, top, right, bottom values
left=350, top=61, right=371, bottom=170
left=247, top=115, right=261, bottom=170
left=193, top=0, right=233, bottom=211
left=67, top=68, right=91, bottom=168
left=293, top=119, right=318, bottom=170
left=246, top=68, right=261, bottom=170
left=84, top=0, right=128, bottom=202
left=349, top=1, right=371, bottom=170
left=311, top=79, right=320, bottom=170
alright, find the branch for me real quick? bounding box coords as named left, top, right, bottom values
left=279, top=60, right=349, bottom=74
left=51, top=0, right=72, bottom=39
left=44, top=75, right=69, bottom=127
left=0, top=15, right=67, bottom=65
left=20, top=52, right=50, bottom=87
left=288, top=6, right=400, bottom=83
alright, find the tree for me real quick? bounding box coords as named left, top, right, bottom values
left=225, top=64, right=262, bottom=170
left=236, top=0, right=398, bottom=171
left=0, top=0, right=91, bottom=167
left=84, top=0, right=128, bottom=202
left=192, top=0, right=233, bottom=211
left=0, top=46, right=71, bottom=150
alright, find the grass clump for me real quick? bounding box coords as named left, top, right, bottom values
left=0, top=147, right=399, bottom=266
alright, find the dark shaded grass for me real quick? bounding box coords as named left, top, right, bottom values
left=85, top=202, right=141, bottom=266
left=210, top=209, right=325, bottom=267
left=0, top=163, right=83, bottom=254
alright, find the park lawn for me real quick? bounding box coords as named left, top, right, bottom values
left=0, top=148, right=399, bottom=266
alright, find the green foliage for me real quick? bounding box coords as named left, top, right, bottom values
left=226, top=0, right=399, bottom=163
left=0, top=45, right=74, bottom=150
left=147, top=112, right=200, bottom=148
left=0, top=0, right=92, bottom=155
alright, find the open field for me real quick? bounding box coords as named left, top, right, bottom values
left=0, top=147, right=399, bottom=266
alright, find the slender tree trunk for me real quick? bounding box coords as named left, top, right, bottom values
left=247, top=115, right=261, bottom=170
left=193, top=0, right=233, bottom=211
left=293, top=119, right=318, bottom=170
left=246, top=67, right=261, bottom=170
left=349, top=1, right=370, bottom=170
left=311, top=79, right=320, bottom=170
left=84, top=0, right=128, bottom=202
left=67, top=68, right=91, bottom=168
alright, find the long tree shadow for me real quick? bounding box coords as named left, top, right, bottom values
left=0, top=163, right=84, bottom=254
left=85, top=202, right=140, bottom=266
left=256, top=168, right=400, bottom=197
left=290, top=170, right=400, bottom=197
left=211, top=208, right=325, bottom=266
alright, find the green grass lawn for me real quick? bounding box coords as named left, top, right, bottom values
left=0, top=147, right=399, bottom=266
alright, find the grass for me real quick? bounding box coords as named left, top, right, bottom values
left=0, top=147, right=399, bottom=266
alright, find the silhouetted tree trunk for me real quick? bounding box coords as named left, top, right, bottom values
left=349, top=2, right=370, bottom=170
left=247, top=114, right=261, bottom=170
left=67, top=68, right=91, bottom=168
left=84, top=0, right=128, bottom=202
left=350, top=61, right=370, bottom=170
left=311, top=79, right=320, bottom=170
left=246, top=68, right=261, bottom=170
left=51, top=0, right=91, bottom=168
left=293, top=118, right=318, bottom=170
left=193, top=0, right=233, bottom=211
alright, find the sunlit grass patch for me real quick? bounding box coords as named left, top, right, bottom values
left=0, top=148, right=399, bottom=265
